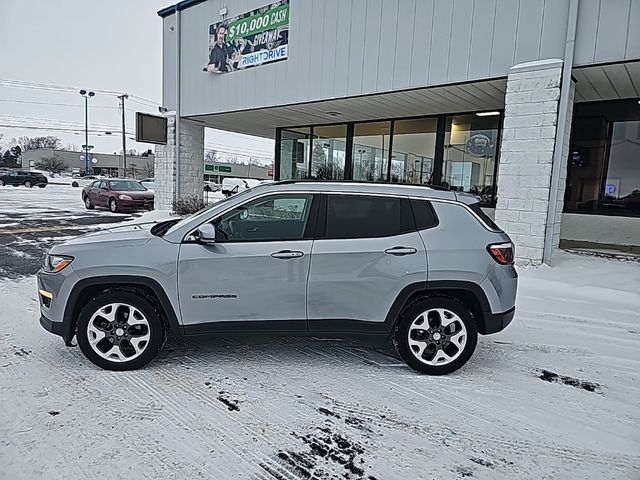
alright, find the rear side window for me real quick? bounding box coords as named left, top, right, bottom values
left=409, top=199, right=438, bottom=230
left=324, top=195, right=413, bottom=239
left=468, top=202, right=501, bottom=231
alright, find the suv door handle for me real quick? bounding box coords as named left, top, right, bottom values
left=271, top=250, right=304, bottom=259
left=384, top=246, right=417, bottom=256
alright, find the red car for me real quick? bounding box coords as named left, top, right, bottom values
left=82, top=179, right=154, bottom=213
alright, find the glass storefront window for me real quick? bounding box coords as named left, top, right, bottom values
left=352, top=122, right=391, bottom=182
left=311, top=125, right=347, bottom=180
left=442, top=114, right=499, bottom=203
left=276, top=112, right=503, bottom=206
left=392, top=118, right=437, bottom=185
left=565, top=100, right=640, bottom=216
left=279, top=128, right=310, bottom=180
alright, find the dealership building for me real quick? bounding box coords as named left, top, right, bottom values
left=156, top=0, right=639, bottom=264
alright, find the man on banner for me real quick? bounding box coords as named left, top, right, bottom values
left=204, top=24, right=234, bottom=73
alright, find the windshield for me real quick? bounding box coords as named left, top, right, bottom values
left=110, top=180, right=146, bottom=191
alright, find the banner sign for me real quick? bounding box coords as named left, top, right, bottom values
left=204, top=1, right=289, bottom=74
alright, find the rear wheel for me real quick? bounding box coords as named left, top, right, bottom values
left=76, top=291, right=165, bottom=371
left=84, top=195, right=94, bottom=209
left=109, top=197, right=119, bottom=213
left=72, top=181, right=79, bottom=187
left=0, top=179, right=4, bottom=186
left=394, top=297, right=477, bottom=375
left=38, top=184, right=46, bottom=188
left=24, top=180, right=32, bottom=188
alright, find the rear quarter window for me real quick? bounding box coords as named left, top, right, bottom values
left=409, top=199, right=438, bottom=230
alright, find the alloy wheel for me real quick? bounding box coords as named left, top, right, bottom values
left=407, top=308, right=467, bottom=366
left=24, top=181, right=32, bottom=188
left=86, top=303, right=151, bottom=363
left=110, top=199, right=117, bottom=212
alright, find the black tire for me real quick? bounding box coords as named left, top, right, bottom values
left=394, top=297, right=478, bottom=375
left=38, top=184, right=46, bottom=188
left=72, top=181, right=79, bottom=187
left=0, top=179, right=4, bottom=186
left=109, top=197, right=119, bottom=213
left=84, top=195, right=94, bottom=210
left=76, top=290, right=165, bottom=371
left=24, top=180, right=32, bottom=188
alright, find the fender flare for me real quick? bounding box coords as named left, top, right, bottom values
left=62, top=275, right=183, bottom=344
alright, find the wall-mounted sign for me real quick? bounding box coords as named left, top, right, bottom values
left=465, top=134, right=494, bottom=157
left=205, top=164, right=233, bottom=173
left=203, top=0, right=289, bottom=74
left=136, top=112, right=168, bottom=145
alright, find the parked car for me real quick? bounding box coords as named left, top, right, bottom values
left=221, top=177, right=261, bottom=196
left=81, top=178, right=154, bottom=213
left=0, top=170, right=48, bottom=188
left=71, top=175, right=104, bottom=188
left=140, top=178, right=155, bottom=191
left=37, top=181, right=516, bottom=374
left=203, top=181, right=221, bottom=192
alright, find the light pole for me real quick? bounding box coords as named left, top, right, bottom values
left=79, top=89, right=95, bottom=174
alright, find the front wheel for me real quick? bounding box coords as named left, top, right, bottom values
left=76, top=291, right=165, bottom=371
left=72, top=181, right=79, bottom=187
left=84, top=196, right=94, bottom=209
left=109, top=197, right=119, bottom=213
left=394, top=297, right=478, bottom=375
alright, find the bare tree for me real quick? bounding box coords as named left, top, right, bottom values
left=35, top=155, right=67, bottom=175
left=143, top=161, right=154, bottom=178
left=205, top=149, right=218, bottom=163
left=18, top=136, right=63, bottom=151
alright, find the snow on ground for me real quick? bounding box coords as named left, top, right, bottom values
left=0, top=252, right=638, bottom=479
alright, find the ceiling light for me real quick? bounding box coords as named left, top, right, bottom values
left=325, top=111, right=342, bottom=117
left=476, top=111, right=500, bottom=117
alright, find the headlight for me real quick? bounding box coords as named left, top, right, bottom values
left=119, top=194, right=132, bottom=200
left=44, top=255, right=74, bottom=273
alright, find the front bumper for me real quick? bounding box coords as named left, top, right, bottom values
left=477, top=307, right=515, bottom=335
left=119, top=198, right=154, bottom=211
left=37, top=269, right=77, bottom=346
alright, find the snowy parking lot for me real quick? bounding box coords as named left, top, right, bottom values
left=0, top=185, right=639, bottom=479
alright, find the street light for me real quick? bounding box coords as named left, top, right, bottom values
left=79, top=89, right=95, bottom=174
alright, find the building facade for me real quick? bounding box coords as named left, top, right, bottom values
left=22, top=148, right=155, bottom=178
left=157, top=0, right=640, bottom=264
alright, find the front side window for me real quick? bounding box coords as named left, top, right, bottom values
left=213, top=194, right=313, bottom=242
left=325, top=195, right=411, bottom=239
left=90, top=180, right=100, bottom=188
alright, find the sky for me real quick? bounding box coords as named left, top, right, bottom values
left=0, top=0, right=274, bottom=163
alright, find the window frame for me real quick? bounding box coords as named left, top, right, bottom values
left=200, top=192, right=320, bottom=244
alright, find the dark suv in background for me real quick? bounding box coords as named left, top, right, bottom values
left=0, top=170, right=48, bottom=188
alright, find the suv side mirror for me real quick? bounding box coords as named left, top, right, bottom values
left=196, top=223, right=216, bottom=244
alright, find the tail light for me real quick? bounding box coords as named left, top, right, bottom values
left=487, top=242, right=514, bottom=265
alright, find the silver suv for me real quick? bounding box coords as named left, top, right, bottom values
left=37, top=181, right=517, bottom=375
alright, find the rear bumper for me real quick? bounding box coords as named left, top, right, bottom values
left=478, top=307, right=515, bottom=335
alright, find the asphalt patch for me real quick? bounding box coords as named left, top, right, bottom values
left=539, top=369, right=603, bottom=394
left=216, top=392, right=240, bottom=411
left=260, top=426, right=376, bottom=480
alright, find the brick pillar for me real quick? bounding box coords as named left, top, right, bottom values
left=154, top=117, right=205, bottom=211
left=495, top=59, right=574, bottom=266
